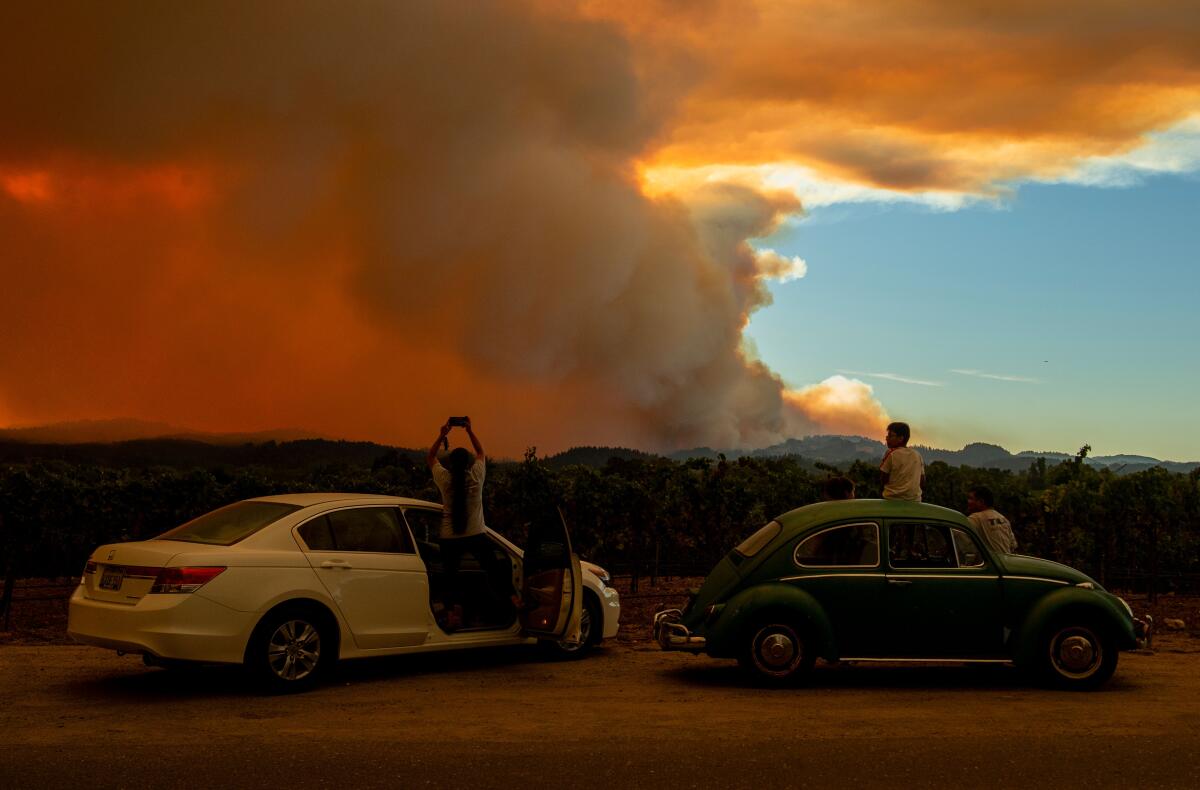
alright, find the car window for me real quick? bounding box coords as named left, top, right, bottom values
left=734, top=521, right=781, bottom=558
left=951, top=527, right=985, bottom=567
left=889, top=522, right=956, bottom=568
left=326, top=507, right=415, bottom=554
left=402, top=507, right=443, bottom=544
left=794, top=523, right=879, bottom=568
left=297, top=516, right=336, bottom=551
left=157, top=501, right=301, bottom=546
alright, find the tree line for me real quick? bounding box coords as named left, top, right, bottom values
left=2, top=445, right=1198, bottom=602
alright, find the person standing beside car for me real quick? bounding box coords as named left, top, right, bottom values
left=427, top=417, right=504, bottom=630
left=966, top=485, right=1018, bottom=554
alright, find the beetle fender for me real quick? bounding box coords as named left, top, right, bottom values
left=1010, top=587, right=1135, bottom=666
left=704, top=582, right=836, bottom=661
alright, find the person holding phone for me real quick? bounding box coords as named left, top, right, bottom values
left=426, top=417, right=501, bottom=631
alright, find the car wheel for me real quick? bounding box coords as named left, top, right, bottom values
left=246, top=606, right=335, bottom=693
left=1040, top=621, right=1118, bottom=691
left=741, top=618, right=815, bottom=685
left=541, top=592, right=602, bottom=660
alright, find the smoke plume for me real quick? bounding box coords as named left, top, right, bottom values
left=1, top=1, right=894, bottom=454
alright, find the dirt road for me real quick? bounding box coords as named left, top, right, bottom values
left=3, top=638, right=1199, bottom=789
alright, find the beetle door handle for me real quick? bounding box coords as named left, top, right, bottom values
left=887, top=579, right=912, bottom=587
left=321, top=560, right=352, bottom=570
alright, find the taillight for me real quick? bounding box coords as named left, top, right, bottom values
left=81, top=560, right=97, bottom=584
left=149, top=566, right=226, bottom=594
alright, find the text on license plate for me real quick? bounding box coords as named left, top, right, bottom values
left=99, top=569, right=124, bottom=590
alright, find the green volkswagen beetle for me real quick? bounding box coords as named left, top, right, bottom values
left=653, top=499, right=1152, bottom=689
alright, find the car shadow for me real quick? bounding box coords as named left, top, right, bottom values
left=61, top=661, right=257, bottom=701
left=663, top=659, right=1142, bottom=693
left=331, top=643, right=549, bottom=684
left=59, top=644, right=603, bottom=700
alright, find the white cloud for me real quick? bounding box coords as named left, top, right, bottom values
left=754, top=247, right=808, bottom=282
left=951, top=368, right=1038, bottom=383
left=838, top=369, right=944, bottom=386
left=643, top=162, right=981, bottom=212
left=1040, top=116, right=1200, bottom=188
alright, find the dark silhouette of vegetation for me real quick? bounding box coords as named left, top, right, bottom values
left=1, top=442, right=1197, bottom=615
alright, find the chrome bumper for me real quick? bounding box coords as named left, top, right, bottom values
left=1135, top=615, right=1154, bottom=650
left=652, top=609, right=707, bottom=652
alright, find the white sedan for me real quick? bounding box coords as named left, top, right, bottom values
left=68, top=493, right=620, bottom=691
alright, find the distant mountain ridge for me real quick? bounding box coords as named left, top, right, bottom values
left=671, top=436, right=1198, bottom=475
left=0, top=419, right=1195, bottom=475
left=0, top=418, right=329, bottom=445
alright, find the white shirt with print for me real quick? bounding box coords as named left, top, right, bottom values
left=969, top=509, right=1017, bottom=554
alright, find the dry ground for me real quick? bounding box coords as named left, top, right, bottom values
left=3, top=576, right=1200, bottom=788
left=2, top=630, right=1200, bottom=788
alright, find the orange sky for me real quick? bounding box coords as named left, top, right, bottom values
left=3, top=1, right=1199, bottom=454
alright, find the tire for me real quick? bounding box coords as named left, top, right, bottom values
left=540, top=592, right=602, bottom=660
left=246, top=605, right=336, bottom=694
left=1039, top=620, right=1118, bottom=691
left=740, top=617, right=815, bottom=686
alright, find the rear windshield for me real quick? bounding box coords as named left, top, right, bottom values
left=734, top=520, right=781, bottom=558
left=157, top=501, right=301, bottom=546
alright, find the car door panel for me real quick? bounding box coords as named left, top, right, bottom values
left=299, top=507, right=431, bottom=650
left=885, top=520, right=1005, bottom=657
left=787, top=521, right=890, bottom=656
left=791, top=574, right=890, bottom=656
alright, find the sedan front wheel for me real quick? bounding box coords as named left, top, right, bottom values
left=541, top=592, right=602, bottom=660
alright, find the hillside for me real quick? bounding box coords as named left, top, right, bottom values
left=0, top=419, right=1195, bottom=475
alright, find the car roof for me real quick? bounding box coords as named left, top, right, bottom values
left=776, top=498, right=969, bottom=535
left=249, top=492, right=441, bottom=508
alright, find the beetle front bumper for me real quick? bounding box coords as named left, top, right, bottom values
left=1134, top=615, right=1154, bottom=650
left=652, top=609, right=707, bottom=652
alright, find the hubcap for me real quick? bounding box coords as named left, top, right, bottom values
left=754, top=626, right=800, bottom=673
left=267, top=619, right=321, bottom=681
left=1051, top=627, right=1101, bottom=678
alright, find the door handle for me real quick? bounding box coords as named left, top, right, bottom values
left=321, top=560, right=352, bottom=570
left=887, top=579, right=912, bottom=587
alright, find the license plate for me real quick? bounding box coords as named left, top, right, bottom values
left=99, top=568, right=124, bottom=591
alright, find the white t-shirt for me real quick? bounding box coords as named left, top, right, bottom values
left=880, top=446, right=924, bottom=501
left=431, top=457, right=486, bottom=539
left=969, top=509, right=1017, bottom=554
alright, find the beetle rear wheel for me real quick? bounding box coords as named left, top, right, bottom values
left=741, top=620, right=815, bottom=685
left=1041, top=622, right=1117, bottom=690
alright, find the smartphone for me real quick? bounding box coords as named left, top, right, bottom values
left=448, top=416, right=469, bottom=427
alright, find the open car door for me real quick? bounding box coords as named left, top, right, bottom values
left=520, top=507, right=582, bottom=642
